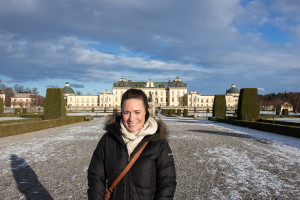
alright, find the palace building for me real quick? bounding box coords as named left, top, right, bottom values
left=10, top=91, right=38, bottom=108
left=63, top=77, right=239, bottom=110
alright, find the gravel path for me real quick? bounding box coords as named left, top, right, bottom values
left=0, top=117, right=299, bottom=200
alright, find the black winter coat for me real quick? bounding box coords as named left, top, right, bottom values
left=87, top=115, right=177, bottom=200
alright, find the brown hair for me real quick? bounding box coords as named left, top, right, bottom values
left=121, top=89, right=150, bottom=122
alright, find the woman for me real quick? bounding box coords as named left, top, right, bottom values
left=88, top=89, right=177, bottom=200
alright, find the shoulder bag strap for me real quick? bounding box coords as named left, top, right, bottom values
left=105, top=141, right=149, bottom=200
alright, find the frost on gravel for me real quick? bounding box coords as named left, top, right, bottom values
left=162, top=116, right=300, bottom=199
left=206, top=144, right=299, bottom=199
left=0, top=118, right=105, bottom=175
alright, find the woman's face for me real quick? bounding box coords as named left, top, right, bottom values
left=122, top=98, right=146, bottom=133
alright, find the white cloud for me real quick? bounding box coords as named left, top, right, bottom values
left=0, top=0, right=300, bottom=94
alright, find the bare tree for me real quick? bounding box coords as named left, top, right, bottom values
left=13, top=84, right=25, bottom=93
left=37, top=95, right=45, bottom=107
left=0, top=80, right=5, bottom=91
left=3, top=87, right=14, bottom=107
left=32, top=87, right=39, bottom=95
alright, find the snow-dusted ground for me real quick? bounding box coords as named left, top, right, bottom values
left=0, top=117, right=26, bottom=121
left=275, top=117, right=300, bottom=123
left=0, top=116, right=299, bottom=199
left=163, top=116, right=300, bottom=199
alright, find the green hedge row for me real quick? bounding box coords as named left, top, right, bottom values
left=0, top=114, right=20, bottom=117
left=0, top=118, right=42, bottom=125
left=210, top=118, right=299, bottom=138
left=161, top=109, right=183, bottom=117
left=259, top=114, right=300, bottom=119
left=258, top=119, right=300, bottom=128
left=0, top=116, right=85, bottom=138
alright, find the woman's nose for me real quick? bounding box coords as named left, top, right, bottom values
left=128, top=113, right=134, bottom=121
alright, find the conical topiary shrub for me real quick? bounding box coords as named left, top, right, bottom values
left=43, top=88, right=66, bottom=120
left=237, top=88, right=260, bottom=121
left=212, top=95, right=226, bottom=118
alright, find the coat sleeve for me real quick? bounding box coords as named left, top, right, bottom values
left=155, top=141, right=177, bottom=200
left=87, top=136, right=106, bottom=200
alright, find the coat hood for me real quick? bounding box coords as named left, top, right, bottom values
left=104, top=113, right=169, bottom=142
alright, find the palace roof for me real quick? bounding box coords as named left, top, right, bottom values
left=113, top=77, right=187, bottom=88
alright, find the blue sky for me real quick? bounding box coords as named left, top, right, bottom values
left=0, top=0, right=299, bottom=96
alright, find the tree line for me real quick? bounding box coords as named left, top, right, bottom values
left=259, top=92, right=300, bottom=112
left=0, top=80, right=45, bottom=107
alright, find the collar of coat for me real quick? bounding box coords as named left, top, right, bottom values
left=104, top=113, right=169, bottom=144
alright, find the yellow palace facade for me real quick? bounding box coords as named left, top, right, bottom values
left=64, top=76, right=239, bottom=111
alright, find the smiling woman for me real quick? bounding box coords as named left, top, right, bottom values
left=88, top=89, right=177, bottom=200
left=122, top=98, right=146, bottom=133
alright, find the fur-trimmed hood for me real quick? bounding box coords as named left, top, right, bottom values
left=104, top=113, right=169, bottom=142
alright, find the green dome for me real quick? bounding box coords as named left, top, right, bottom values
left=226, top=84, right=239, bottom=94
left=62, top=82, right=75, bottom=94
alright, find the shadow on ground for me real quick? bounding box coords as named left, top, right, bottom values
left=188, top=129, right=270, bottom=144
left=11, top=154, right=53, bottom=200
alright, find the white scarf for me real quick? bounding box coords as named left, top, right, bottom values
left=120, top=117, right=158, bottom=157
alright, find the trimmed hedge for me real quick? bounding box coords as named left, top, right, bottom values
left=0, top=116, right=85, bottom=138
left=237, top=88, right=260, bottom=121
left=113, top=108, right=118, bottom=114
left=282, top=109, right=289, bottom=116
left=0, top=114, right=20, bottom=117
left=213, top=95, right=226, bottom=118
left=0, top=118, right=41, bottom=125
left=210, top=118, right=300, bottom=138
left=259, top=114, right=300, bottom=120
left=183, top=109, right=188, bottom=117
left=258, top=119, right=300, bottom=127
left=43, top=88, right=66, bottom=120
left=22, top=108, right=27, bottom=114
left=177, top=109, right=181, bottom=116
left=14, top=108, right=21, bottom=115
left=0, top=98, right=3, bottom=114
left=276, top=109, right=280, bottom=115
